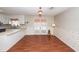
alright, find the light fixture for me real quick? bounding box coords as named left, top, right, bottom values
left=38, top=7, right=43, bottom=15
left=52, top=24, right=56, bottom=27
left=35, top=7, right=46, bottom=23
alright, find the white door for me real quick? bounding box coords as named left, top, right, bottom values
left=34, top=23, right=48, bottom=35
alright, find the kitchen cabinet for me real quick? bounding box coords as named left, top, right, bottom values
left=9, top=15, right=25, bottom=24
left=0, top=14, right=9, bottom=24
left=0, top=29, right=25, bottom=51
left=0, top=36, right=7, bottom=51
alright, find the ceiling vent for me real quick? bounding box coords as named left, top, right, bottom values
left=49, top=7, right=54, bottom=10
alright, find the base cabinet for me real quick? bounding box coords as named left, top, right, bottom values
left=0, top=36, right=7, bottom=51
left=0, top=30, right=24, bottom=51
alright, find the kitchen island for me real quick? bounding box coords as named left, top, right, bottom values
left=0, top=29, right=25, bottom=51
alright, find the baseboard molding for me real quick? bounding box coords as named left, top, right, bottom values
left=54, top=27, right=79, bottom=52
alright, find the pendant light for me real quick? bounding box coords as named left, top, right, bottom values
left=35, top=7, right=46, bottom=23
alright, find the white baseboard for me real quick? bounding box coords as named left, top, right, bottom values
left=54, top=27, right=79, bottom=52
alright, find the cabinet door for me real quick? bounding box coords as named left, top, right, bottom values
left=6, top=30, right=24, bottom=51
left=0, top=14, right=9, bottom=24
left=10, top=15, right=25, bottom=24
left=0, top=14, right=4, bottom=23
left=0, top=36, right=7, bottom=51
left=5, top=16, right=9, bottom=24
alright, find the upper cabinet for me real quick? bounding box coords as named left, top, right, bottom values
left=0, top=14, right=25, bottom=24
left=0, top=14, right=9, bottom=24
left=9, top=15, right=25, bottom=24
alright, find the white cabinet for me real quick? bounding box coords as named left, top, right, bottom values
left=0, top=36, right=7, bottom=51
left=6, top=30, right=24, bottom=51
left=0, top=14, right=25, bottom=24
left=0, top=29, right=25, bottom=51
left=0, top=14, right=9, bottom=24
left=9, top=15, right=25, bottom=24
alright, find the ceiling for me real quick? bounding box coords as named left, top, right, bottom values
left=0, top=7, right=69, bottom=16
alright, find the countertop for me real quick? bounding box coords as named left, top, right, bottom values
left=0, top=29, right=21, bottom=36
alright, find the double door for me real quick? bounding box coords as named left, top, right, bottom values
left=34, top=23, right=48, bottom=35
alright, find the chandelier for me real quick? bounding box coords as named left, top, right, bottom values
left=38, top=7, right=43, bottom=16
left=35, top=7, right=46, bottom=23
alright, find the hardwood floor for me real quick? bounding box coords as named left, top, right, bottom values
left=8, top=35, right=74, bottom=52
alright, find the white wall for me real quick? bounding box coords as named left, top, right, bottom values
left=25, top=16, right=54, bottom=35
left=54, top=8, right=79, bottom=51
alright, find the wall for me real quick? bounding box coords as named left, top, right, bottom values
left=54, top=8, right=79, bottom=51
left=25, top=16, right=54, bottom=35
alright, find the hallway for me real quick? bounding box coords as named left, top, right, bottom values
left=8, top=35, right=74, bottom=52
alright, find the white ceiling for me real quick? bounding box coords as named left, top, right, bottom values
left=0, top=7, right=69, bottom=16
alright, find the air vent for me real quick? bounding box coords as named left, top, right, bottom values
left=49, top=7, right=54, bottom=10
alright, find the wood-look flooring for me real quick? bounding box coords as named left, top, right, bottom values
left=8, top=35, right=74, bottom=52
